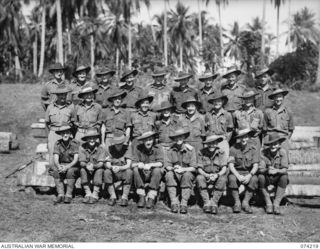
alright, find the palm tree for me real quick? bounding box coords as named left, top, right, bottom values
left=164, top=0, right=168, bottom=66
left=247, top=17, right=263, bottom=33
left=29, top=6, right=41, bottom=76
left=56, top=0, right=63, bottom=64
left=261, top=0, right=267, bottom=66
left=317, top=43, right=320, bottom=86
left=224, top=21, right=242, bottom=61
left=271, top=0, right=286, bottom=57
left=38, top=0, right=46, bottom=77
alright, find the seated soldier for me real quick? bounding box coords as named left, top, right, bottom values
left=132, top=131, right=164, bottom=209
left=79, top=129, right=106, bottom=204
left=228, top=128, right=259, bottom=214
left=165, top=128, right=197, bottom=214
left=258, top=133, right=289, bottom=215
left=197, top=134, right=228, bottom=214
left=104, top=132, right=134, bottom=207
left=51, top=125, right=80, bottom=204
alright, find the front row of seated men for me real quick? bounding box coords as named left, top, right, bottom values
left=51, top=123, right=288, bottom=216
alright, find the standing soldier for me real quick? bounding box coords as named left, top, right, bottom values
left=259, top=132, right=289, bottom=215
left=101, top=89, right=131, bottom=148
left=119, top=68, right=143, bottom=112
left=170, top=72, right=199, bottom=116
left=104, top=132, right=134, bottom=207
left=180, top=96, right=206, bottom=153
left=221, top=66, right=246, bottom=112
left=254, top=67, right=274, bottom=111
left=205, top=92, right=234, bottom=157
left=45, top=86, right=74, bottom=168
left=146, top=67, right=171, bottom=111
left=198, top=70, right=220, bottom=114
left=228, top=128, right=259, bottom=214
left=41, top=63, right=69, bottom=110
left=165, top=128, right=197, bottom=214
left=79, top=129, right=106, bottom=204
left=94, top=67, right=117, bottom=108
left=196, top=134, right=228, bottom=214
left=51, top=125, right=80, bottom=204
left=132, top=131, right=164, bottom=209
left=73, top=86, right=103, bottom=142
left=69, top=65, right=92, bottom=105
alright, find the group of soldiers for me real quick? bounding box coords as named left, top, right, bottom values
left=41, top=62, right=294, bottom=215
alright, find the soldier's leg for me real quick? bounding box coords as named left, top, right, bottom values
left=64, top=167, right=80, bottom=203
left=273, top=174, right=289, bottom=215
left=196, top=174, right=210, bottom=213
left=180, top=172, right=195, bottom=214
left=90, top=168, right=104, bottom=203
left=165, top=171, right=179, bottom=212
left=211, top=175, right=227, bottom=214
left=242, top=175, right=258, bottom=213
left=104, top=169, right=117, bottom=202
left=258, top=173, right=273, bottom=214
left=228, top=174, right=241, bottom=213
left=80, top=168, right=92, bottom=203
left=146, top=168, right=163, bottom=208
left=119, top=168, right=133, bottom=206
left=52, top=168, right=65, bottom=204
left=133, top=167, right=146, bottom=207
left=48, top=130, right=61, bottom=167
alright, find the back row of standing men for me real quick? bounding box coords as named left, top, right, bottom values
left=41, top=63, right=294, bottom=215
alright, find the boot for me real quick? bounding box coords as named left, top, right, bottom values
left=181, top=188, right=191, bottom=207
left=54, top=179, right=65, bottom=197
left=273, top=186, right=286, bottom=215
left=64, top=179, right=76, bottom=204
left=211, top=191, right=223, bottom=215
left=242, top=190, right=254, bottom=214
left=261, top=188, right=273, bottom=214
left=89, top=186, right=100, bottom=204
left=146, top=198, right=155, bottom=209
left=137, top=195, right=145, bottom=208
left=199, top=189, right=211, bottom=213
left=231, top=190, right=241, bottom=213
left=107, top=185, right=117, bottom=206
left=167, top=187, right=179, bottom=213
left=82, top=185, right=92, bottom=204
left=121, top=184, right=131, bottom=201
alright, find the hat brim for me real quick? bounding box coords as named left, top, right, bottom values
left=203, top=137, right=223, bottom=144
left=137, top=132, right=157, bottom=141
left=96, top=70, right=116, bottom=76
left=108, top=92, right=127, bottom=102
left=55, top=128, right=72, bottom=135
left=78, top=88, right=98, bottom=98
left=222, top=70, right=242, bottom=78
left=174, top=75, right=192, bottom=81
left=111, top=137, right=126, bottom=145
left=52, top=89, right=71, bottom=94
left=181, top=101, right=202, bottom=110
left=151, top=72, right=167, bottom=77
left=198, top=73, right=219, bottom=82
left=264, top=137, right=286, bottom=146
left=120, top=69, right=138, bottom=82
left=169, top=131, right=190, bottom=139
left=49, top=67, right=67, bottom=73
left=81, top=134, right=100, bottom=141
left=255, top=69, right=274, bottom=79
left=156, top=105, right=174, bottom=112
left=268, top=90, right=289, bottom=99
left=235, top=130, right=254, bottom=139
left=135, top=96, right=154, bottom=108
left=72, top=67, right=91, bottom=77
left=240, top=93, right=260, bottom=99
left=208, top=95, right=228, bottom=104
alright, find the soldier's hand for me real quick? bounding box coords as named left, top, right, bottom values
left=112, top=166, right=120, bottom=173
left=242, top=174, right=252, bottom=185
left=86, top=162, right=94, bottom=172
left=174, top=168, right=184, bottom=174
left=268, top=167, right=277, bottom=175
left=144, top=164, right=151, bottom=171
left=166, top=166, right=173, bottom=171
left=237, top=175, right=245, bottom=182
left=138, top=162, right=145, bottom=169
left=174, top=165, right=181, bottom=170
left=209, top=173, right=218, bottom=182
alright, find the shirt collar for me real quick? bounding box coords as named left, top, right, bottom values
left=138, top=110, right=150, bottom=117
left=151, top=83, right=166, bottom=90
left=84, top=143, right=99, bottom=154
left=186, top=112, right=200, bottom=122
left=211, top=108, right=225, bottom=117
left=59, top=139, right=72, bottom=149
left=172, top=143, right=187, bottom=152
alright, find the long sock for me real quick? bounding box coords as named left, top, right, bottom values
left=108, top=185, right=116, bottom=199
left=83, top=185, right=92, bottom=197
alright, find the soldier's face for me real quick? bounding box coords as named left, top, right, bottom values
left=240, top=134, right=249, bottom=146
left=261, top=74, right=270, bottom=85
left=244, top=97, right=255, bottom=108
left=186, top=103, right=196, bottom=115
left=113, top=96, right=122, bottom=107
left=208, top=141, right=219, bottom=151
left=270, top=141, right=281, bottom=153
left=97, top=73, right=112, bottom=83
left=273, top=94, right=284, bottom=106
left=125, top=75, right=135, bottom=86
left=77, top=71, right=87, bottom=81
left=174, top=135, right=185, bottom=145
left=179, top=79, right=189, bottom=87
left=61, top=130, right=72, bottom=141
left=56, top=93, right=67, bottom=104
left=87, top=137, right=97, bottom=147
left=54, top=70, right=64, bottom=79
left=83, top=92, right=94, bottom=103
left=154, top=76, right=165, bottom=84
left=143, top=137, right=154, bottom=149
left=140, top=100, right=150, bottom=112
left=227, top=73, right=237, bottom=85
left=204, top=79, right=213, bottom=88
left=162, top=109, right=171, bottom=118
left=212, top=99, right=223, bottom=109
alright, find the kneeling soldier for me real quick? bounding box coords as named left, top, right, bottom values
left=132, top=131, right=164, bottom=209
left=197, top=134, right=228, bottom=214
left=228, top=128, right=259, bottom=213
left=165, top=128, right=197, bottom=214
left=79, top=129, right=106, bottom=204
left=52, top=125, right=80, bottom=204
left=259, top=133, right=289, bottom=215
left=104, top=132, right=134, bottom=207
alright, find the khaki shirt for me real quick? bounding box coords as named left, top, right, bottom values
left=180, top=112, right=205, bottom=143
left=198, top=147, right=228, bottom=173
left=255, top=85, right=274, bottom=111
left=120, top=85, right=143, bottom=109
left=263, top=105, right=294, bottom=133
left=222, top=83, right=246, bottom=111
left=170, top=86, right=199, bottom=114
left=95, top=84, right=118, bottom=108
left=45, top=103, right=75, bottom=129
left=147, top=83, right=172, bottom=111
left=233, top=107, right=264, bottom=136
left=53, top=139, right=79, bottom=164
left=129, top=111, right=156, bottom=138
left=205, top=108, right=234, bottom=136
left=261, top=148, right=289, bottom=170
left=166, top=143, right=197, bottom=168
left=155, top=117, right=181, bottom=146
left=229, top=144, right=260, bottom=172
left=79, top=143, right=106, bottom=165
left=102, top=107, right=130, bottom=134
left=106, top=144, right=133, bottom=167
left=73, top=102, right=102, bottom=129
left=133, top=144, right=164, bottom=165
left=40, top=79, right=71, bottom=109
left=198, top=86, right=219, bottom=113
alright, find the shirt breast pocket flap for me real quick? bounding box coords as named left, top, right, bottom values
left=245, top=154, right=253, bottom=165
left=182, top=155, right=190, bottom=165
left=236, top=154, right=244, bottom=165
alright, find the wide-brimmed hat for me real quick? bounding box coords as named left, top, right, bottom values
left=81, top=129, right=100, bottom=141
left=95, top=66, right=116, bottom=76
left=264, top=133, right=287, bottom=146
left=208, top=92, right=228, bottom=104
left=78, top=85, right=98, bottom=98
left=156, top=101, right=174, bottom=112
left=268, top=88, right=289, bottom=99
left=222, top=66, right=242, bottom=79
left=48, top=63, right=66, bottom=73
left=120, top=69, right=138, bottom=82
left=55, top=125, right=72, bottom=135
left=51, top=85, right=71, bottom=94
left=235, top=128, right=254, bottom=139
left=181, top=96, right=202, bottom=109
left=169, top=128, right=190, bottom=139
left=137, top=131, right=158, bottom=141
left=203, top=134, right=223, bottom=144
left=151, top=66, right=167, bottom=77
left=255, top=67, right=274, bottom=79
left=174, top=72, right=193, bottom=82
left=72, top=65, right=91, bottom=77
left=110, top=132, right=126, bottom=145
left=198, top=71, right=219, bottom=82
left=107, top=89, right=127, bottom=102
left=240, top=90, right=259, bottom=99
left=135, top=92, right=154, bottom=108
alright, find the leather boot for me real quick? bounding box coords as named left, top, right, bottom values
left=64, top=179, right=76, bottom=203
left=137, top=195, right=145, bottom=208
left=273, top=186, right=286, bottom=215
left=211, top=191, right=223, bottom=214
left=261, top=188, right=273, bottom=214
left=242, top=190, right=254, bottom=214
left=199, top=189, right=211, bottom=213
left=231, top=190, right=241, bottom=213
left=167, top=187, right=179, bottom=213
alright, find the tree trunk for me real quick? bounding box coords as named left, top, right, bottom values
left=14, top=51, right=23, bottom=80
left=38, top=4, right=46, bottom=77
left=218, top=3, right=223, bottom=60
left=288, top=0, right=292, bottom=53
left=128, top=20, right=132, bottom=69
left=316, top=42, right=320, bottom=86
left=116, top=48, right=120, bottom=78
left=147, top=9, right=156, bottom=42
left=67, top=21, right=72, bottom=55
left=261, top=0, right=266, bottom=67
left=198, top=0, right=202, bottom=58
left=164, top=0, right=168, bottom=67
left=90, top=34, right=95, bottom=79
left=56, top=0, right=63, bottom=64
left=33, top=32, right=38, bottom=76
left=276, top=6, right=280, bottom=57
left=179, top=36, right=183, bottom=71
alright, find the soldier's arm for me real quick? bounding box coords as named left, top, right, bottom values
left=65, top=154, right=79, bottom=170
left=101, top=124, right=106, bottom=146
left=40, top=83, right=49, bottom=110
left=183, top=149, right=197, bottom=173
left=287, top=110, right=294, bottom=139
left=226, top=112, right=234, bottom=142
left=53, top=154, right=61, bottom=168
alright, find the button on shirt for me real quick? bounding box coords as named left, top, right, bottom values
left=170, top=86, right=199, bottom=114
left=120, top=85, right=143, bottom=108
left=233, top=108, right=264, bottom=136
left=229, top=144, right=260, bottom=172
left=261, top=148, right=289, bottom=170
left=156, top=117, right=182, bottom=146
left=41, top=79, right=72, bottom=108
left=79, top=143, right=106, bottom=165
left=180, top=113, right=205, bottom=143
left=147, top=83, right=171, bottom=111
left=255, top=85, right=274, bottom=110
left=106, top=144, right=133, bottom=167
left=222, top=84, right=246, bottom=111
left=74, top=102, right=102, bottom=129
left=198, top=147, right=228, bottom=173
left=130, top=111, right=156, bottom=138
left=102, top=107, right=130, bottom=134
left=264, top=106, right=294, bottom=133
left=45, top=103, right=75, bottom=129
left=53, top=139, right=80, bottom=164
left=166, top=144, right=197, bottom=168
left=205, top=108, right=234, bottom=136
left=133, top=144, right=164, bottom=164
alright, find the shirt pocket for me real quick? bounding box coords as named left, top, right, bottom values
left=88, top=109, right=99, bottom=123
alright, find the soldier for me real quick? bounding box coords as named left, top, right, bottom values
left=170, top=72, right=199, bottom=116
left=221, top=66, right=246, bottom=112
left=205, top=92, right=233, bottom=157
left=198, top=70, right=220, bottom=114
left=45, top=86, right=74, bottom=168
left=165, top=128, right=197, bottom=214
left=104, top=132, right=134, bottom=207
left=101, top=90, right=131, bottom=148
left=79, top=129, right=106, bottom=204
left=228, top=128, right=259, bottom=214
left=146, top=67, right=171, bottom=111
left=73, top=86, right=103, bottom=142
left=41, top=63, right=69, bottom=110
left=196, top=134, right=228, bottom=214
left=94, top=67, right=117, bottom=108
left=51, top=125, right=80, bottom=204
left=180, top=96, right=206, bottom=153
left=69, top=65, right=92, bottom=105
left=233, top=90, right=264, bottom=150
left=259, top=133, right=289, bottom=215
left=132, top=131, right=164, bottom=209
left=254, top=67, right=274, bottom=111
left=119, top=68, right=143, bottom=112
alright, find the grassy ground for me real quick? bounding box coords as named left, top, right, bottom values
left=1, top=83, right=320, bottom=242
